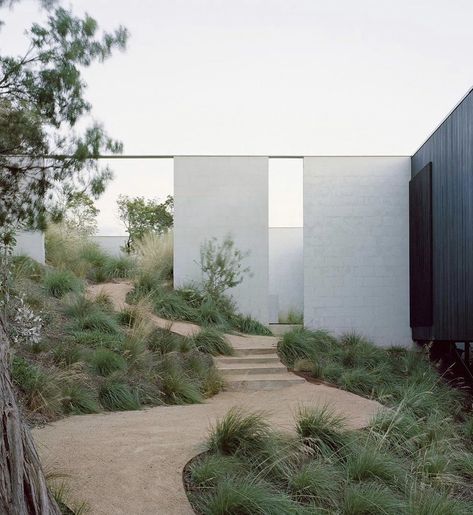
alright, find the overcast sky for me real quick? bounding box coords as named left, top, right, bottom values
left=2, top=0, right=473, bottom=232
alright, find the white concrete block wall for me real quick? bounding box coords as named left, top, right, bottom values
left=174, top=157, right=269, bottom=324
left=13, top=231, right=45, bottom=264
left=268, top=227, right=303, bottom=322
left=92, top=236, right=128, bottom=257
left=303, top=157, right=412, bottom=347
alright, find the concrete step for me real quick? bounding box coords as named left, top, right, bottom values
left=216, top=355, right=280, bottom=365
left=233, top=346, right=277, bottom=356
left=218, top=363, right=288, bottom=375
left=224, top=373, right=306, bottom=391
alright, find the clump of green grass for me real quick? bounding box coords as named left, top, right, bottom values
left=193, top=477, right=300, bottom=515
left=89, top=348, right=127, bottom=376
left=189, top=454, right=245, bottom=487
left=278, top=310, right=303, bottom=325
left=70, top=329, right=123, bottom=350
left=342, top=483, right=404, bottom=515
left=278, top=328, right=337, bottom=367
left=151, top=287, right=200, bottom=321
left=231, top=314, right=273, bottom=336
left=98, top=380, right=140, bottom=411
left=11, top=356, right=61, bottom=418
left=43, top=270, right=83, bottom=298
left=295, top=405, right=349, bottom=454
left=61, top=383, right=100, bottom=415
left=157, top=355, right=202, bottom=404
left=70, top=310, right=121, bottom=335
left=287, top=460, right=342, bottom=506
left=51, top=342, right=84, bottom=366
left=191, top=328, right=233, bottom=356
left=12, top=255, right=44, bottom=282
left=208, top=407, right=270, bottom=456
left=346, top=444, right=405, bottom=484
left=134, top=231, right=173, bottom=283
left=147, top=327, right=188, bottom=354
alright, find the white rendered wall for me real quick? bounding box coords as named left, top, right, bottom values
left=14, top=231, right=45, bottom=264
left=92, top=236, right=127, bottom=257
left=304, top=157, right=411, bottom=347
left=268, top=227, right=303, bottom=323
left=174, top=157, right=269, bottom=324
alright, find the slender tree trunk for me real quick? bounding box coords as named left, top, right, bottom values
left=0, top=315, right=61, bottom=515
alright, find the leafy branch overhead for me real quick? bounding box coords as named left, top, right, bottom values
left=0, top=4, right=128, bottom=232
left=117, top=195, right=174, bottom=252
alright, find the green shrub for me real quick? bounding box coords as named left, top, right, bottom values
left=43, top=270, right=83, bottom=298
left=208, top=407, right=270, bottom=456
left=192, top=328, right=233, bottom=356
left=295, top=405, right=349, bottom=454
left=99, top=380, right=140, bottom=411
left=89, top=348, right=127, bottom=376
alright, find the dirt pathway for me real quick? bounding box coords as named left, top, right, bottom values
left=32, top=282, right=383, bottom=515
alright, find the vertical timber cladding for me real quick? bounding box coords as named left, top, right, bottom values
left=409, top=163, right=433, bottom=330
left=173, top=157, right=269, bottom=324
left=411, top=88, right=473, bottom=341
left=303, top=157, right=412, bottom=347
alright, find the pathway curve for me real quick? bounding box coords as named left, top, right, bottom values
left=32, top=282, right=383, bottom=515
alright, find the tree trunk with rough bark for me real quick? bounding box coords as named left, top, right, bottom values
left=0, top=315, right=61, bottom=515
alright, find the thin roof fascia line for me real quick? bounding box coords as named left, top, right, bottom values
left=411, top=85, right=473, bottom=156
left=77, top=154, right=411, bottom=159
left=7, top=154, right=412, bottom=159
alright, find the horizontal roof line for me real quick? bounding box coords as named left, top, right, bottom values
left=93, top=154, right=411, bottom=159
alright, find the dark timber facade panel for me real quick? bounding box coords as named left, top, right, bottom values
left=409, top=163, right=433, bottom=329
left=411, top=89, right=473, bottom=341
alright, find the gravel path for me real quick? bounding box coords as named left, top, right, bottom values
left=32, top=282, right=382, bottom=514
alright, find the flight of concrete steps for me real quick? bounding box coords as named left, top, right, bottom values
left=215, top=334, right=306, bottom=390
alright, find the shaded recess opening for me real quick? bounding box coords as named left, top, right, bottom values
left=268, top=158, right=303, bottom=324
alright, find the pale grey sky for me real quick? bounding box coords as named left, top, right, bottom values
left=2, top=0, right=473, bottom=232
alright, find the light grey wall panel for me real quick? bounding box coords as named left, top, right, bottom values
left=174, top=157, right=269, bottom=323
left=304, top=157, right=411, bottom=347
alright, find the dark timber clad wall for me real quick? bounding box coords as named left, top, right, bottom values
left=411, top=89, right=473, bottom=341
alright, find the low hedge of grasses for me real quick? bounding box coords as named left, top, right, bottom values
left=185, top=331, right=473, bottom=513
left=186, top=400, right=473, bottom=515
left=11, top=273, right=227, bottom=422
left=129, top=283, right=272, bottom=336
left=45, top=224, right=135, bottom=283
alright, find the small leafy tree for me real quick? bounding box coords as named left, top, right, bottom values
left=62, top=191, right=99, bottom=236
left=117, top=194, right=174, bottom=252
left=198, top=235, right=251, bottom=299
